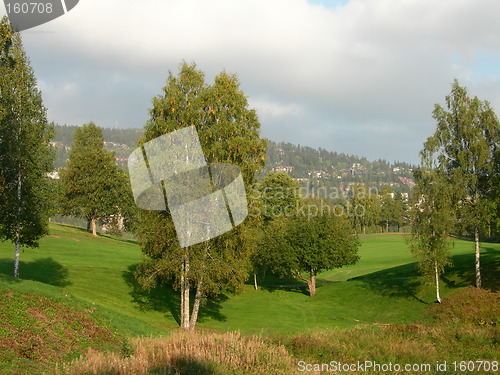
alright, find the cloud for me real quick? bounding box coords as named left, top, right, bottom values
left=9, top=0, right=500, bottom=163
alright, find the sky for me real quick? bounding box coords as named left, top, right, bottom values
left=1, top=0, right=499, bottom=164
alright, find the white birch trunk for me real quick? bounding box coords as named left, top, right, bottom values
left=180, top=252, right=190, bottom=330
left=190, top=279, right=203, bottom=330
left=474, top=225, right=481, bottom=288
left=13, top=170, right=22, bottom=278
left=434, top=261, right=441, bottom=303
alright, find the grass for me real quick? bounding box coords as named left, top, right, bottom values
left=59, top=287, right=500, bottom=375
left=0, top=289, right=123, bottom=374
left=1, top=223, right=499, bottom=336
left=0, top=223, right=498, bottom=374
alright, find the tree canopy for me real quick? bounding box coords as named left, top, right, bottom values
left=263, top=198, right=360, bottom=296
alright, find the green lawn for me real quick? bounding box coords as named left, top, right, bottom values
left=0, top=223, right=498, bottom=336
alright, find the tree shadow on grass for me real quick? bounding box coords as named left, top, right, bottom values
left=122, top=264, right=227, bottom=326
left=352, top=244, right=500, bottom=301
left=0, top=257, right=71, bottom=287
left=248, top=272, right=312, bottom=296
left=150, top=359, right=217, bottom=375
left=441, top=246, right=500, bottom=292
left=349, top=262, right=428, bottom=304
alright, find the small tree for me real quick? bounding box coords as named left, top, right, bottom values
left=0, top=18, right=55, bottom=278
left=249, top=171, right=299, bottom=289
left=409, top=168, right=454, bottom=303
left=59, top=122, right=128, bottom=236
left=422, top=80, right=499, bottom=288
left=265, top=199, right=360, bottom=296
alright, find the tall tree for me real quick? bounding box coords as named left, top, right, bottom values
left=422, top=80, right=499, bottom=288
left=59, top=122, right=129, bottom=236
left=264, top=198, right=360, bottom=296
left=0, top=18, right=55, bottom=278
left=409, top=168, right=454, bottom=303
left=134, top=62, right=267, bottom=330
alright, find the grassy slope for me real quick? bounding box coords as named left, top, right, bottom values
left=0, top=223, right=499, bottom=337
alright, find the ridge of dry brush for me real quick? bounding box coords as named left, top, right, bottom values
left=58, top=331, right=295, bottom=375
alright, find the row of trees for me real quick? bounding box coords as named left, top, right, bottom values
left=347, top=184, right=408, bottom=234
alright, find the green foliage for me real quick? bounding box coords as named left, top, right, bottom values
left=348, top=184, right=381, bottom=234
left=409, top=168, right=454, bottom=288
left=378, top=186, right=407, bottom=232
left=0, top=18, right=55, bottom=279
left=254, top=171, right=299, bottom=221
left=422, top=80, right=499, bottom=236
left=263, top=198, right=360, bottom=296
left=421, top=80, right=499, bottom=287
left=135, top=62, right=268, bottom=325
left=59, top=122, right=131, bottom=234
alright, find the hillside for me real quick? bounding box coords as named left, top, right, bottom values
left=51, top=125, right=416, bottom=192
left=0, top=223, right=498, bottom=373
left=0, top=286, right=123, bottom=374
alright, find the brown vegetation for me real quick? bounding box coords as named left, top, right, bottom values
left=59, top=331, right=295, bottom=375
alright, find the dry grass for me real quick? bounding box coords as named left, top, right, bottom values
left=58, top=331, right=295, bottom=375
left=58, top=287, right=500, bottom=375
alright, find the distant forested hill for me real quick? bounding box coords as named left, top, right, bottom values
left=51, top=124, right=142, bottom=169
left=51, top=124, right=415, bottom=191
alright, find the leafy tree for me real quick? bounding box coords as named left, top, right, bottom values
left=248, top=171, right=299, bottom=290
left=379, top=186, right=396, bottom=232
left=256, top=171, right=299, bottom=221
left=349, top=184, right=380, bottom=234
left=409, top=169, right=454, bottom=303
left=0, top=18, right=55, bottom=278
left=378, top=187, right=407, bottom=232
left=422, top=80, right=499, bottom=288
left=134, top=62, right=267, bottom=330
left=264, top=198, right=360, bottom=296
left=59, top=123, right=129, bottom=236
left=393, top=190, right=408, bottom=232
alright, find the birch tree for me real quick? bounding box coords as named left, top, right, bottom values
left=0, top=17, right=55, bottom=278
left=409, top=168, right=454, bottom=303
left=422, top=80, right=499, bottom=288
left=134, top=62, right=267, bottom=330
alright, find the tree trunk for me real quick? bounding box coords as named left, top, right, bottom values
left=474, top=225, right=481, bottom=288
left=91, top=218, right=97, bottom=236
left=180, top=252, right=190, bottom=330
left=386, top=221, right=389, bottom=233
left=13, top=170, right=22, bottom=278
left=434, top=261, right=441, bottom=303
left=190, top=279, right=203, bottom=330
left=253, top=272, right=258, bottom=290
left=307, top=274, right=316, bottom=297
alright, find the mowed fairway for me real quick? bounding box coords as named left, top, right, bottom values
left=0, top=223, right=498, bottom=336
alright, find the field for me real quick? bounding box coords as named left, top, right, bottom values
left=0, top=223, right=499, bottom=373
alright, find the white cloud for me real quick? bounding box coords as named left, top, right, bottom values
left=13, top=0, right=500, bottom=163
